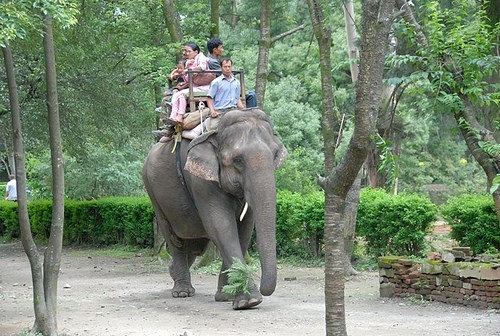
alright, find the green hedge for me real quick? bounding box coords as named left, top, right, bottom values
left=276, top=190, right=324, bottom=258
left=0, top=190, right=450, bottom=259
left=440, top=194, right=499, bottom=254
left=0, top=197, right=154, bottom=247
left=356, top=188, right=437, bottom=257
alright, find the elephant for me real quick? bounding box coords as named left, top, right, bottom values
left=142, top=108, right=287, bottom=310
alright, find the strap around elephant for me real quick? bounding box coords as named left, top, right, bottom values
left=175, top=140, right=197, bottom=210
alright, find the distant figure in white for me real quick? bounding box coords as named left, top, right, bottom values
left=5, top=175, right=17, bottom=201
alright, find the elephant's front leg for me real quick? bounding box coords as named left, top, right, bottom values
left=215, top=261, right=262, bottom=310
left=214, top=209, right=262, bottom=310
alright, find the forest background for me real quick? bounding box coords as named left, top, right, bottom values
left=0, top=0, right=497, bottom=202
left=1, top=1, right=498, bottom=335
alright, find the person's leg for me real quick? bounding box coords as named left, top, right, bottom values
left=245, top=91, right=258, bottom=108
left=171, top=90, right=188, bottom=123
left=169, top=91, right=181, bottom=120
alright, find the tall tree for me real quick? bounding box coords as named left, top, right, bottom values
left=1, top=2, right=76, bottom=334
left=163, top=0, right=183, bottom=42
left=307, top=0, right=397, bottom=335
left=39, top=12, right=65, bottom=334
left=210, top=0, right=220, bottom=37
left=255, top=0, right=271, bottom=108
left=343, top=0, right=359, bottom=83
left=3, top=43, right=54, bottom=334
left=342, top=0, right=361, bottom=276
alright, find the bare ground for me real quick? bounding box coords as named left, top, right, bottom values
left=0, top=241, right=499, bottom=336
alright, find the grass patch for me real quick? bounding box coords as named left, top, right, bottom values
left=278, top=256, right=324, bottom=267
left=66, top=245, right=152, bottom=259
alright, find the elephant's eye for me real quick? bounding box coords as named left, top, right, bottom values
left=233, top=156, right=243, bottom=165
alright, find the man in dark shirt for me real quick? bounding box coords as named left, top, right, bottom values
left=207, top=37, right=224, bottom=71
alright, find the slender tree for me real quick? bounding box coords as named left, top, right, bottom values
left=341, top=0, right=361, bottom=276
left=255, top=0, right=272, bottom=108
left=39, top=13, right=65, bottom=335
left=307, top=1, right=397, bottom=334
left=343, top=0, right=359, bottom=83
left=1, top=2, right=76, bottom=334
left=210, top=0, right=220, bottom=37
left=3, top=43, right=56, bottom=335
left=163, top=0, right=183, bottom=42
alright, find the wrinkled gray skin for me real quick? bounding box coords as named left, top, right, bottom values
left=142, top=109, right=287, bottom=310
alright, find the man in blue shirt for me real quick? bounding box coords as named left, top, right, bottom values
left=207, top=57, right=245, bottom=119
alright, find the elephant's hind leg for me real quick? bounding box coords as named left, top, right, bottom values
left=169, top=238, right=209, bottom=298
left=169, top=252, right=196, bottom=298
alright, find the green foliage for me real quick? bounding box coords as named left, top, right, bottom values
left=394, top=1, right=499, bottom=110
left=356, top=188, right=437, bottom=257
left=395, top=108, right=486, bottom=197
left=491, top=175, right=500, bottom=194
left=0, top=200, right=20, bottom=238
left=275, top=147, right=323, bottom=194
left=276, top=190, right=324, bottom=258
left=0, top=197, right=154, bottom=247
left=440, top=194, right=499, bottom=254
left=0, top=2, right=32, bottom=47
left=27, top=141, right=149, bottom=200
left=376, top=133, right=399, bottom=190
left=222, top=257, right=256, bottom=297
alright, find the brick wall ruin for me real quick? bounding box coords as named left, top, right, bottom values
left=378, top=250, right=500, bottom=309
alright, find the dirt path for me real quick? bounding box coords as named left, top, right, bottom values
left=0, top=242, right=498, bottom=336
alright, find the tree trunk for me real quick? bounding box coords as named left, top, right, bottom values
left=41, top=13, right=65, bottom=335
left=342, top=0, right=361, bottom=276
left=2, top=44, right=55, bottom=336
left=163, top=0, right=183, bottom=42
left=455, top=99, right=500, bottom=222
left=229, top=0, right=238, bottom=28
left=308, top=1, right=397, bottom=335
left=343, top=173, right=361, bottom=275
left=255, top=0, right=271, bottom=109
left=343, top=0, right=359, bottom=83
left=210, top=0, right=220, bottom=37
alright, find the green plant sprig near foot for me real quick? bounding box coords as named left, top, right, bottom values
left=222, top=257, right=257, bottom=298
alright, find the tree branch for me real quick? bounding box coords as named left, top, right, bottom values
left=271, top=24, right=305, bottom=44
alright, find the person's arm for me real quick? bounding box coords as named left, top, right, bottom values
left=237, top=97, right=245, bottom=109
left=207, top=97, right=219, bottom=118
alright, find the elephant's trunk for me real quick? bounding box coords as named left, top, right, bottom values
left=246, top=167, right=277, bottom=296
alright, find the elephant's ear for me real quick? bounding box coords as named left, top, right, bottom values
left=273, top=132, right=288, bottom=169
left=185, top=131, right=219, bottom=182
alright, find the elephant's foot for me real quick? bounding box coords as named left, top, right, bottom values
left=215, top=290, right=231, bottom=302
left=171, top=281, right=195, bottom=298
left=215, top=289, right=263, bottom=309
left=232, top=293, right=263, bottom=310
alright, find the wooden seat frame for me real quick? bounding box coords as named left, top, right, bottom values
left=185, top=69, right=246, bottom=112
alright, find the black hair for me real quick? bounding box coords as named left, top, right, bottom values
left=183, top=41, right=200, bottom=54
left=220, top=57, right=233, bottom=66
left=207, top=37, right=223, bottom=54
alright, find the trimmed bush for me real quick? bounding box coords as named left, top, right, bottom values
left=440, top=194, right=499, bottom=254
left=0, top=197, right=154, bottom=247
left=276, top=190, right=324, bottom=258
left=356, top=188, right=437, bottom=257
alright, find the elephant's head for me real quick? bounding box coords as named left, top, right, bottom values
left=185, top=108, right=287, bottom=296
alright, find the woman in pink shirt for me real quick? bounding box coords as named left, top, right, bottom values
left=169, top=41, right=210, bottom=123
